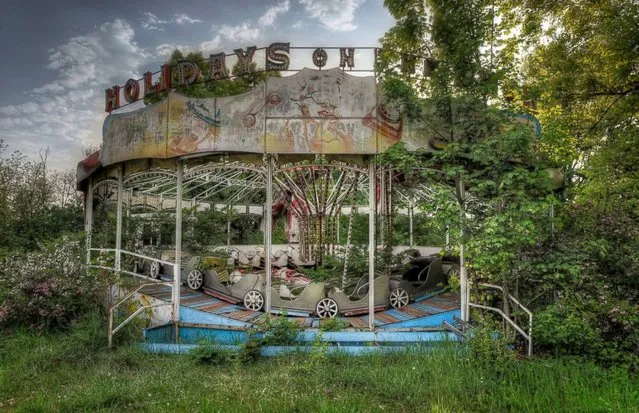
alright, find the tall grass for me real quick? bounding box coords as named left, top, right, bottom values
left=0, top=314, right=637, bottom=412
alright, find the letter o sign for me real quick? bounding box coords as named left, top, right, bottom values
left=123, top=79, right=140, bottom=103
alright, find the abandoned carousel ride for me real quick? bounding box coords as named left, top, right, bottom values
left=77, top=44, right=534, bottom=354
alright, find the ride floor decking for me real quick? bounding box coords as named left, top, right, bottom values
left=138, top=283, right=460, bottom=329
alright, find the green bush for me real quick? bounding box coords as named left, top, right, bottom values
left=238, top=330, right=263, bottom=364
left=466, top=323, right=517, bottom=369
left=189, top=342, right=234, bottom=365
left=0, top=236, right=109, bottom=331
left=261, top=315, right=301, bottom=346
left=535, top=296, right=639, bottom=370
left=301, top=254, right=343, bottom=285
left=319, top=317, right=349, bottom=332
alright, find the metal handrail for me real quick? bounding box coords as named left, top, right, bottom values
left=478, top=283, right=533, bottom=319
left=111, top=303, right=168, bottom=336
left=442, top=320, right=467, bottom=339
left=90, top=266, right=165, bottom=281
left=88, top=248, right=179, bottom=284
left=108, top=282, right=173, bottom=347
left=89, top=248, right=178, bottom=347
left=469, top=303, right=532, bottom=356
left=471, top=283, right=533, bottom=357
left=90, top=248, right=176, bottom=267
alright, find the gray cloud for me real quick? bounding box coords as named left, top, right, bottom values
left=216, top=1, right=291, bottom=44
left=174, top=13, right=203, bottom=25
left=299, top=0, right=365, bottom=31
left=0, top=19, right=148, bottom=169
left=141, top=12, right=168, bottom=31
left=259, top=0, right=290, bottom=27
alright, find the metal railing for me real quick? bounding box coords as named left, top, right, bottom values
left=88, top=248, right=177, bottom=347
left=107, top=282, right=172, bottom=347
left=88, top=248, right=177, bottom=280
left=442, top=320, right=467, bottom=339
left=469, top=283, right=533, bottom=357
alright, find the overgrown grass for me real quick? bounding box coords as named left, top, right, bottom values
left=0, top=313, right=637, bottom=412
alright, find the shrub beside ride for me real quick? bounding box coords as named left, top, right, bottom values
left=0, top=235, right=109, bottom=331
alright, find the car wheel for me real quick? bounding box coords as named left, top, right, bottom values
left=150, top=261, right=161, bottom=279
left=186, top=269, right=203, bottom=290
left=390, top=288, right=410, bottom=309
left=446, top=265, right=460, bottom=283
left=316, top=298, right=339, bottom=318
left=243, top=290, right=264, bottom=311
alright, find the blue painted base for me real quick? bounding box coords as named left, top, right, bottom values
left=144, top=322, right=460, bottom=346
left=179, top=306, right=252, bottom=328
left=140, top=342, right=461, bottom=356
left=145, top=324, right=252, bottom=345
left=378, top=309, right=459, bottom=329
left=142, top=289, right=462, bottom=354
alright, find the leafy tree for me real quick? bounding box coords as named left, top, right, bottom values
left=379, top=0, right=639, bottom=366
left=145, top=49, right=281, bottom=104
left=379, top=0, right=555, bottom=311
left=511, top=0, right=639, bottom=365
left=0, top=141, right=83, bottom=255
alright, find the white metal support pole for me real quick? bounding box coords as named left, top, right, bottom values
left=85, top=178, right=93, bottom=266
left=173, top=161, right=183, bottom=324
left=342, top=206, right=355, bottom=290
left=336, top=214, right=340, bottom=245
left=127, top=188, right=132, bottom=218
left=380, top=166, right=386, bottom=247
left=460, top=232, right=468, bottom=322
left=368, top=158, right=376, bottom=330
left=115, top=165, right=123, bottom=272
left=408, top=204, right=414, bottom=248
left=226, top=204, right=231, bottom=250
left=457, top=175, right=469, bottom=322
left=264, top=155, right=273, bottom=313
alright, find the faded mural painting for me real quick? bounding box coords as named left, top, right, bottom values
left=265, top=68, right=381, bottom=154
left=168, top=84, right=266, bottom=155
left=102, top=99, right=168, bottom=166
left=100, top=65, right=541, bottom=167
left=100, top=68, right=407, bottom=166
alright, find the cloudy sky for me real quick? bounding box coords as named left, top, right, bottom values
left=0, top=0, right=394, bottom=169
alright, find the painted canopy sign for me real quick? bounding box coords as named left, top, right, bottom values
left=98, top=67, right=541, bottom=168
left=101, top=68, right=405, bottom=165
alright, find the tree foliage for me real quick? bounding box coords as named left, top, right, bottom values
left=0, top=141, right=83, bottom=255
left=380, top=0, right=639, bottom=366
left=145, top=49, right=281, bottom=105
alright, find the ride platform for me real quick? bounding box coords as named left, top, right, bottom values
left=138, top=283, right=460, bottom=330
left=136, top=282, right=463, bottom=354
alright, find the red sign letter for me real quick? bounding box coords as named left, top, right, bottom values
left=123, top=79, right=140, bottom=103
left=144, top=64, right=172, bottom=97
left=105, top=85, right=121, bottom=112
